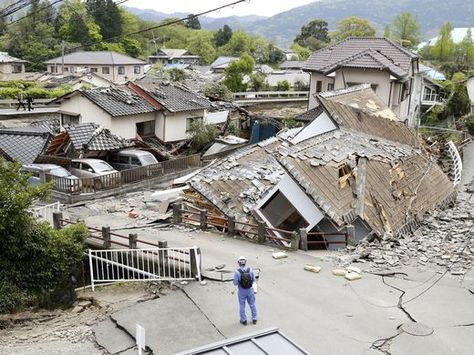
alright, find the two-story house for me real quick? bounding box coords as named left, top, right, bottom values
left=303, top=37, right=421, bottom=126
left=44, top=51, right=146, bottom=84
left=0, top=52, right=27, bottom=74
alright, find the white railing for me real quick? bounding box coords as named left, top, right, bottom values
left=32, top=201, right=61, bottom=226
left=233, top=91, right=309, bottom=100
left=88, top=247, right=201, bottom=291
left=446, top=141, right=463, bottom=186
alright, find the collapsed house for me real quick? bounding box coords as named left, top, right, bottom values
left=187, top=84, right=457, bottom=249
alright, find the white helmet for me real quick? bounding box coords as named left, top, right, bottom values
left=237, top=256, right=247, bottom=265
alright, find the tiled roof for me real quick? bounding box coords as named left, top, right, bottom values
left=66, top=123, right=133, bottom=151
left=0, top=127, right=51, bottom=164
left=30, top=119, right=60, bottom=134
left=140, top=82, right=211, bottom=113
left=317, top=84, right=419, bottom=147
left=44, top=51, right=145, bottom=65
left=210, top=56, right=239, bottom=69
left=280, top=60, right=305, bottom=69
left=80, top=87, right=156, bottom=117
left=294, top=106, right=323, bottom=122
left=277, top=127, right=454, bottom=234
left=303, top=37, right=417, bottom=77
left=0, top=52, right=27, bottom=63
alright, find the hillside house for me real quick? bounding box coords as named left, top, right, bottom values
left=128, top=82, right=211, bottom=142
left=303, top=37, right=422, bottom=127
left=0, top=52, right=27, bottom=74
left=149, top=49, right=200, bottom=66
left=44, top=51, right=146, bottom=84
left=210, top=56, right=239, bottom=73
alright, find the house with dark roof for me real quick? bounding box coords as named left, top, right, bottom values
left=50, top=86, right=159, bottom=140
left=188, top=85, right=457, bottom=249
left=210, top=56, right=239, bottom=73
left=149, top=48, right=200, bottom=66
left=303, top=37, right=421, bottom=126
left=0, top=52, right=27, bottom=74
left=128, top=81, right=212, bottom=142
left=44, top=51, right=146, bottom=84
left=0, top=127, right=52, bottom=164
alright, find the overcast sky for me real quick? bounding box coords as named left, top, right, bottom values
left=125, top=0, right=318, bottom=18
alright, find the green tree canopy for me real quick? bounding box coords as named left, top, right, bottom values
left=455, top=28, right=474, bottom=70
left=214, top=24, right=233, bottom=47
left=185, top=14, right=201, bottom=30
left=86, top=0, right=122, bottom=40
left=223, top=53, right=255, bottom=92
left=332, top=16, right=376, bottom=41
left=432, top=22, right=455, bottom=61
left=294, top=19, right=330, bottom=51
left=290, top=42, right=311, bottom=60
left=0, top=160, right=88, bottom=313
left=389, top=12, right=420, bottom=48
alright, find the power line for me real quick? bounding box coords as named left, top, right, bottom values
left=66, top=0, right=247, bottom=52
left=6, top=0, right=64, bottom=26
left=0, top=0, right=30, bottom=19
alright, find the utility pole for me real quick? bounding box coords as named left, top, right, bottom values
left=61, top=40, right=65, bottom=75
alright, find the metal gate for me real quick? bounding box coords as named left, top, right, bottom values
left=88, top=247, right=201, bottom=291
left=32, top=201, right=60, bottom=226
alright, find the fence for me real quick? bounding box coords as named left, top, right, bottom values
left=88, top=247, right=201, bottom=291
left=172, top=204, right=351, bottom=251
left=32, top=201, right=61, bottom=226
left=47, top=154, right=201, bottom=194
left=0, top=98, right=53, bottom=108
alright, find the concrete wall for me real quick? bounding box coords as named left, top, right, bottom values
left=0, top=62, right=25, bottom=74
left=159, top=109, right=207, bottom=142
left=308, top=72, right=334, bottom=109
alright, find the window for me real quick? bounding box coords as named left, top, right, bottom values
left=12, top=64, right=22, bottom=73
left=119, top=155, right=130, bottom=164
left=63, top=67, right=69, bottom=72
left=136, top=120, right=155, bottom=137
left=102, top=66, right=110, bottom=75
left=71, top=161, right=81, bottom=169
left=327, top=83, right=334, bottom=91
left=186, top=117, right=203, bottom=132
left=81, top=163, right=92, bottom=171
left=118, top=66, right=125, bottom=75
left=131, top=157, right=141, bottom=165
left=61, top=114, right=79, bottom=126
left=134, top=65, right=141, bottom=74
left=50, top=66, right=57, bottom=73
left=90, top=67, right=98, bottom=73
left=316, top=80, right=322, bottom=93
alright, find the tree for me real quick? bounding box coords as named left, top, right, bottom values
left=214, top=24, right=232, bottom=47
left=249, top=73, right=269, bottom=91
left=220, top=30, right=254, bottom=57
left=185, top=14, right=201, bottom=30
left=204, top=82, right=233, bottom=101
left=0, top=160, right=88, bottom=313
left=86, top=0, right=122, bottom=40
left=187, top=31, right=217, bottom=64
left=223, top=53, right=255, bottom=92
left=294, top=19, right=330, bottom=51
left=390, top=12, right=420, bottom=48
left=332, top=16, right=376, bottom=41
left=383, top=25, right=391, bottom=39
left=290, top=42, right=311, bottom=60
left=188, top=121, right=218, bottom=151
left=432, top=22, right=455, bottom=61
left=455, top=28, right=474, bottom=69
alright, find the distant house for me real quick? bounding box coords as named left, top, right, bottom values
left=149, top=49, right=200, bottom=66
left=128, top=81, right=211, bottom=142
left=467, top=75, right=474, bottom=114
left=0, top=52, right=27, bottom=74
left=38, top=72, right=114, bottom=91
left=50, top=87, right=158, bottom=139
left=210, top=56, right=239, bottom=73
left=44, top=51, right=146, bottom=84
left=279, top=60, right=305, bottom=71
left=303, top=37, right=421, bottom=126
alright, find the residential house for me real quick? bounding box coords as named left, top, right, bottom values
left=303, top=37, right=421, bottom=126
left=0, top=52, right=27, bottom=74
left=419, top=64, right=445, bottom=115
left=467, top=75, right=474, bottom=114
left=149, top=49, right=200, bottom=66
left=279, top=60, right=305, bottom=71
left=210, top=56, right=239, bottom=73
left=0, top=126, right=52, bottom=164
left=188, top=85, right=456, bottom=248
left=50, top=86, right=158, bottom=139
left=44, top=51, right=146, bottom=84
left=39, top=72, right=115, bottom=91
left=128, top=81, right=211, bottom=142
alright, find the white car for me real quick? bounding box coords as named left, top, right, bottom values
left=70, top=159, right=120, bottom=189
left=22, top=163, right=80, bottom=192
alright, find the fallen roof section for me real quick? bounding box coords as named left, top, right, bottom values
left=176, top=327, right=310, bottom=355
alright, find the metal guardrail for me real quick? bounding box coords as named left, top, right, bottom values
left=88, top=247, right=201, bottom=291
left=233, top=91, right=309, bottom=99
left=47, top=154, right=201, bottom=194
left=32, top=201, right=61, bottom=226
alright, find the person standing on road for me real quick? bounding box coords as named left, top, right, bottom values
left=233, top=256, right=257, bottom=325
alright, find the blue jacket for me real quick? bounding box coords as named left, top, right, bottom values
left=233, top=266, right=256, bottom=292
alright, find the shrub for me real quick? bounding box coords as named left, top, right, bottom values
left=276, top=80, right=290, bottom=91
left=465, top=114, right=474, bottom=135
left=0, top=282, right=30, bottom=313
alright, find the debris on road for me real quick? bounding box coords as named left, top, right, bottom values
left=304, top=264, right=322, bottom=273
left=272, top=252, right=288, bottom=259
left=345, top=272, right=362, bottom=281
left=332, top=269, right=346, bottom=276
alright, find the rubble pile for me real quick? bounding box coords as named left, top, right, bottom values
left=341, top=192, right=474, bottom=275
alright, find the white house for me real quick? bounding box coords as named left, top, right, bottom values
left=44, top=51, right=146, bottom=84
left=149, top=49, right=200, bottom=66
left=467, top=75, right=474, bottom=114
left=303, top=37, right=422, bottom=127
left=0, top=52, right=27, bottom=74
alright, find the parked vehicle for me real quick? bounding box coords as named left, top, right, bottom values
left=70, top=159, right=120, bottom=189
left=22, top=163, right=79, bottom=192
left=107, top=149, right=159, bottom=171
